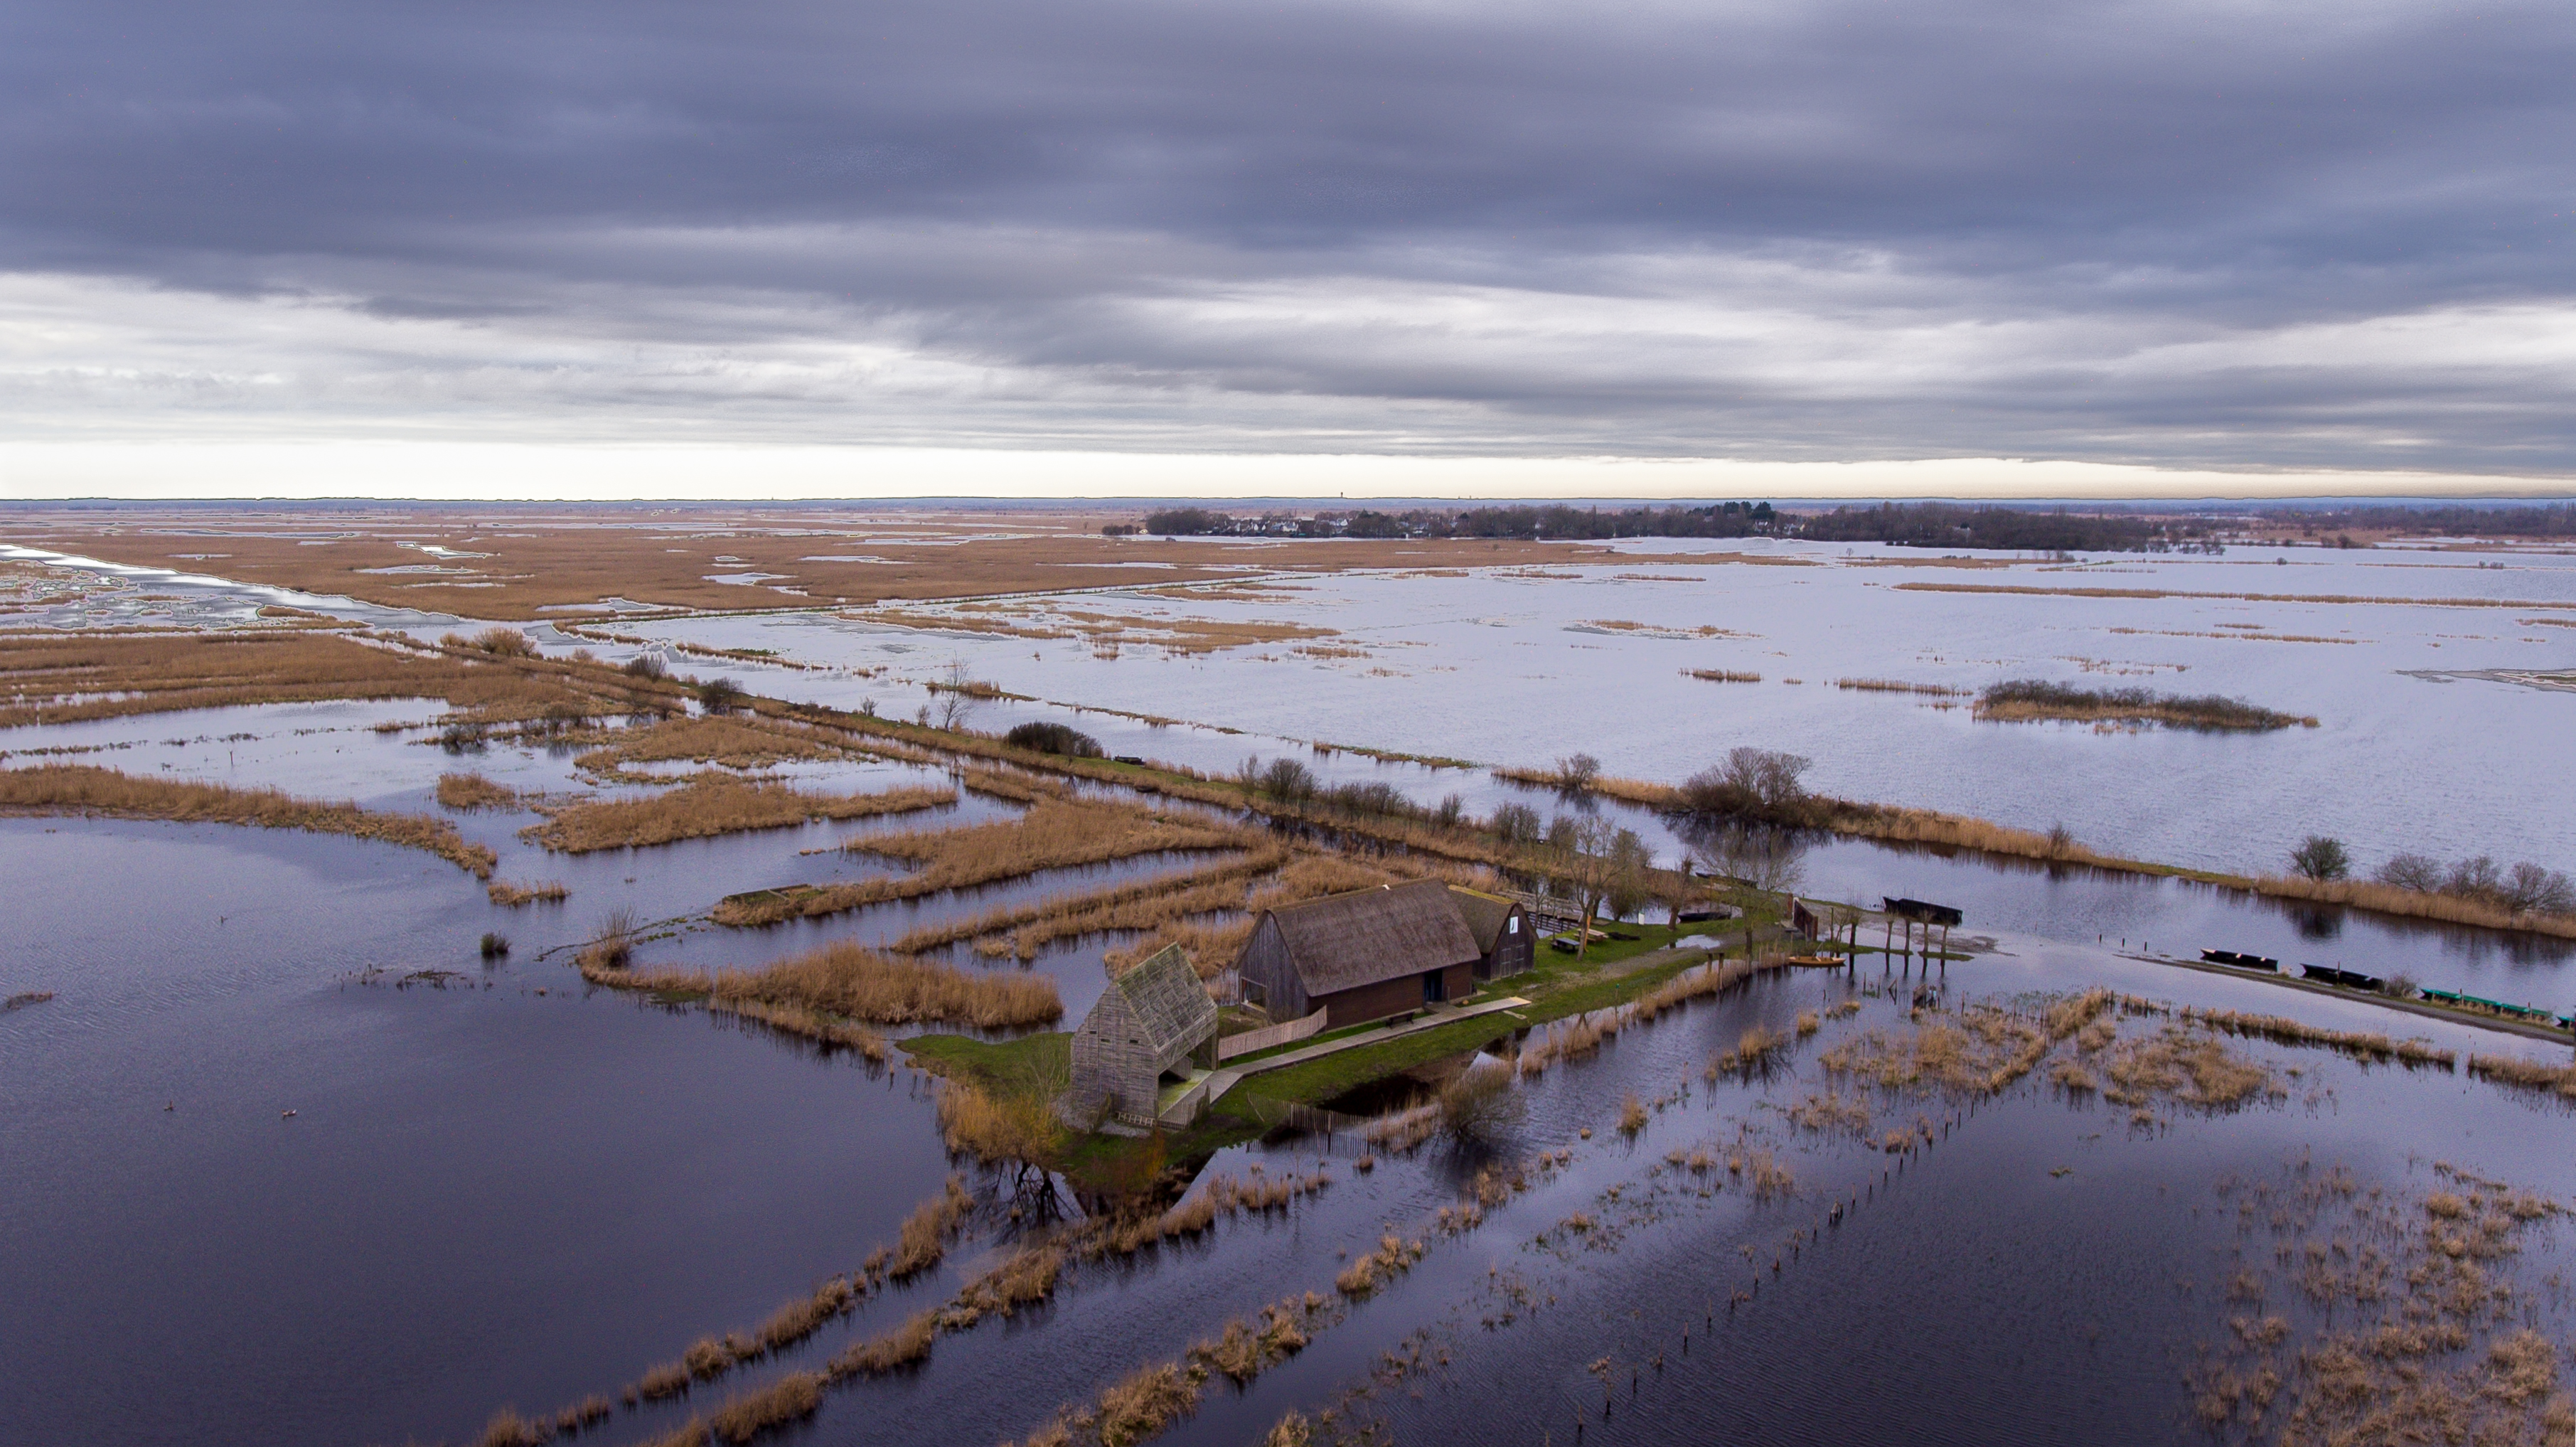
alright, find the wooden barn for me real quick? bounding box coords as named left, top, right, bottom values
left=1236, top=880, right=1484, bottom=1028
left=1445, top=885, right=1532, bottom=982
left=1065, top=944, right=1218, bottom=1126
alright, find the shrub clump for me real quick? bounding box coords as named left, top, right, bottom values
left=1005, top=721, right=1105, bottom=757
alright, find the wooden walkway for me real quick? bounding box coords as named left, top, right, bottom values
left=1160, top=993, right=1533, bottom=1127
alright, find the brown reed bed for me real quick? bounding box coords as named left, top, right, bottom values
left=936, top=1079, right=1064, bottom=1164
left=829, top=1308, right=940, bottom=1379
left=702, top=1372, right=823, bottom=1444
left=1684, top=668, right=1764, bottom=684
left=2181, top=1005, right=2455, bottom=1066
left=1079, top=1168, right=1333, bottom=1261
left=572, top=715, right=875, bottom=776
left=486, top=878, right=568, bottom=907
left=886, top=849, right=1285, bottom=961
left=0, top=628, right=670, bottom=729
left=2467, top=1053, right=2576, bottom=1098
left=713, top=799, right=1254, bottom=926
left=1821, top=989, right=2112, bottom=1096
left=1834, top=677, right=1969, bottom=695
left=439, top=771, right=521, bottom=811
left=707, top=998, right=888, bottom=1061
left=2098, top=1026, right=2278, bottom=1111
left=891, top=1175, right=975, bottom=1278
left=527, top=775, right=955, bottom=853
left=715, top=944, right=1062, bottom=1029
left=0, top=763, right=496, bottom=877
left=957, top=768, right=1078, bottom=804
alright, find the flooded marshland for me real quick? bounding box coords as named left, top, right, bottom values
left=4, top=530, right=2574, bottom=1446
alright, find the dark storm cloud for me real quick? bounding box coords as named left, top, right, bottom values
left=4, top=0, right=2572, bottom=470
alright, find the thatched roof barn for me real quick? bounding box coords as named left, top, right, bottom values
left=1067, top=944, right=1217, bottom=1127
left=1236, top=880, right=1483, bottom=1029
left=1445, top=885, right=1532, bottom=981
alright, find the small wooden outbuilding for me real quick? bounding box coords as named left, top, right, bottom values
left=1445, top=885, right=1532, bottom=982
left=1236, top=880, right=1483, bottom=1029
left=1066, top=944, right=1218, bottom=1126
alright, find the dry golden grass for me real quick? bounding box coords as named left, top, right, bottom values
left=0, top=764, right=496, bottom=877
left=936, top=1079, right=1064, bottom=1163
left=0, top=628, right=679, bottom=727
left=525, top=774, right=954, bottom=853
left=2247, top=874, right=2576, bottom=939
left=1093, top=1362, right=1205, bottom=1447
left=887, top=848, right=1286, bottom=961
left=708, top=998, right=888, bottom=1061
left=889, top=1175, right=973, bottom=1278
left=953, top=1244, right=1064, bottom=1323
left=16, top=506, right=1624, bottom=616
left=828, top=1309, right=939, bottom=1379
left=437, top=771, right=520, bottom=811
left=2183, top=1006, right=2454, bottom=1066
left=1822, top=990, right=2113, bottom=1096
left=705, top=1372, right=822, bottom=1444
left=715, top=799, right=1253, bottom=925
left=2468, top=1053, right=2576, bottom=1097
left=712, top=943, right=1061, bottom=1029
left=572, top=715, right=876, bottom=776
left=2099, top=1026, right=2277, bottom=1110
left=486, top=878, right=567, bottom=907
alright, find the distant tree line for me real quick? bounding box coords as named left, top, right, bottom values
left=1797, top=502, right=2221, bottom=553
left=1139, top=502, right=1779, bottom=540
left=2257, top=503, right=2576, bottom=539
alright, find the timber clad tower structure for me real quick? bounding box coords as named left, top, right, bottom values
left=1065, top=944, right=1218, bottom=1126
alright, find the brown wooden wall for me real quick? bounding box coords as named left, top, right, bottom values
left=1313, top=963, right=1473, bottom=1029
left=1236, top=916, right=1305, bottom=1020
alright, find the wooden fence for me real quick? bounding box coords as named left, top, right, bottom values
left=1217, top=1006, right=1330, bottom=1062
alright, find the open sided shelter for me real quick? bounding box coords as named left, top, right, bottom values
left=1067, top=943, right=1217, bottom=1126
left=1236, top=880, right=1483, bottom=1028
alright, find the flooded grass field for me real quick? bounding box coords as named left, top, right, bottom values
left=4, top=520, right=2572, bottom=1447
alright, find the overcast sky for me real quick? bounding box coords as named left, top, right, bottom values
left=4, top=0, right=2572, bottom=498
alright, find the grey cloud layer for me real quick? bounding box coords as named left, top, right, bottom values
left=4, top=0, right=2572, bottom=469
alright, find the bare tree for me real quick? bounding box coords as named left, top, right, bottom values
left=933, top=660, right=984, bottom=732
left=1554, top=752, right=1602, bottom=793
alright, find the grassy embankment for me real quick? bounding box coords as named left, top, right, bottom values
left=525, top=776, right=956, bottom=853
left=0, top=763, right=496, bottom=877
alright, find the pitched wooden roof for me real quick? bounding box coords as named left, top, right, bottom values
left=1097, top=942, right=1217, bottom=1059
left=1267, top=880, right=1481, bottom=995
left=1445, top=885, right=1517, bottom=954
